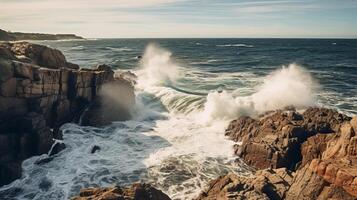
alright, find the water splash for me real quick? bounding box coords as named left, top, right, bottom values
left=199, top=63, right=319, bottom=123
left=137, top=44, right=181, bottom=88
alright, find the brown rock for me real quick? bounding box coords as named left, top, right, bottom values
left=286, top=162, right=356, bottom=200
left=300, top=134, right=332, bottom=167
left=225, top=108, right=351, bottom=171
left=10, top=42, right=68, bottom=69
left=226, top=111, right=307, bottom=170
left=218, top=108, right=356, bottom=200
left=71, top=183, right=171, bottom=200
left=196, top=168, right=293, bottom=200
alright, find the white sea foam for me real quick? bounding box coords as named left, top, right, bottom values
left=199, top=63, right=318, bottom=123
left=216, top=44, right=254, bottom=48
left=136, top=44, right=181, bottom=88
left=106, top=47, right=133, bottom=52
left=70, top=45, right=84, bottom=50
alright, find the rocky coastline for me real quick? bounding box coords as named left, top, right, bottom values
left=0, top=42, right=135, bottom=186
left=72, top=108, right=357, bottom=200
left=197, top=108, right=357, bottom=200
left=1, top=41, right=356, bottom=200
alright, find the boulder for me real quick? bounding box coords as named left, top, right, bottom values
left=196, top=168, right=293, bottom=200
left=71, top=183, right=171, bottom=200
left=207, top=109, right=357, bottom=200
left=225, top=108, right=351, bottom=170
left=286, top=162, right=356, bottom=200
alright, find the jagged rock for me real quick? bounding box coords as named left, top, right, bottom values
left=207, top=109, right=357, bottom=200
left=286, top=162, right=356, bottom=200
left=0, top=41, right=135, bottom=186
left=226, top=111, right=307, bottom=170
left=302, top=107, right=351, bottom=134
left=225, top=108, right=351, bottom=170
left=71, top=183, right=171, bottom=200
left=196, top=168, right=293, bottom=200
left=300, top=134, right=332, bottom=166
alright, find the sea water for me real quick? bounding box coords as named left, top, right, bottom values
left=0, top=38, right=356, bottom=200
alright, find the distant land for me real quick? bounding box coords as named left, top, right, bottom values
left=0, top=29, right=83, bottom=41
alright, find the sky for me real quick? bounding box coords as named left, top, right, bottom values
left=1, top=0, right=357, bottom=38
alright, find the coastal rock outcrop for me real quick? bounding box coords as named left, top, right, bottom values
left=71, top=183, right=171, bottom=200
left=198, top=108, right=357, bottom=200
left=0, top=42, right=135, bottom=186
left=79, top=67, right=136, bottom=127
left=225, top=108, right=351, bottom=170
left=196, top=168, right=293, bottom=200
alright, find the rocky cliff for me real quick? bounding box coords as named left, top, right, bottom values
left=0, top=29, right=83, bottom=41
left=0, top=42, right=135, bottom=186
left=197, top=108, right=357, bottom=200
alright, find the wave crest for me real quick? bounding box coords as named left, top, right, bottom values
left=137, top=44, right=181, bottom=88
left=199, top=64, right=318, bottom=123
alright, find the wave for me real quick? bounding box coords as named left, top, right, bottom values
left=0, top=43, right=323, bottom=200
left=190, top=59, right=221, bottom=65
left=136, top=44, right=318, bottom=123
left=136, top=43, right=181, bottom=88
left=106, top=47, right=133, bottom=52
left=216, top=44, right=254, bottom=48
left=70, top=45, right=84, bottom=50
left=199, top=63, right=318, bottom=123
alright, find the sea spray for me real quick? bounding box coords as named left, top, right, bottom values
left=199, top=63, right=319, bottom=123
left=137, top=44, right=181, bottom=88
left=252, top=63, right=318, bottom=112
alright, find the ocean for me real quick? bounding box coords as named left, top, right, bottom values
left=0, top=38, right=356, bottom=199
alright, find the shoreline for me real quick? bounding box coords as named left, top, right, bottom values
left=0, top=41, right=356, bottom=200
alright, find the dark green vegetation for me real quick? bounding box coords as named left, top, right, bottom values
left=0, top=29, right=83, bottom=41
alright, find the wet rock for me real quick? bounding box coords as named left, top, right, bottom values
left=115, top=70, right=138, bottom=85
left=49, top=142, right=66, bottom=156
left=35, top=157, right=54, bottom=165
left=91, top=145, right=101, bottom=154
left=72, top=183, right=171, bottom=200
left=80, top=75, right=135, bottom=126
left=225, top=111, right=306, bottom=170
left=0, top=41, right=136, bottom=186
left=225, top=108, right=351, bottom=170
left=205, top=109, right=357, bottom=200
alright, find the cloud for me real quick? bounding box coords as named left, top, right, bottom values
left=0, top=0, right=356, bottom=38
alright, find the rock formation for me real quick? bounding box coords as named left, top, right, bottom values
left=197, top=108, right=357, bottom=200
left=225, top=108, right=350, bottom=170
left=0, top=29, right=83, bottom=41
left=71, top=183, right=171, bottom=200
left=196, top=168, right=293, bottom=200
left=0, top=42, right=135, bottom=186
